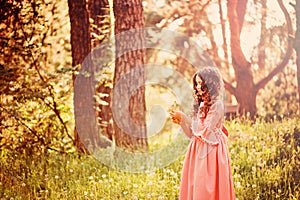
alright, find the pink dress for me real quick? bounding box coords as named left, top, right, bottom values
left=179, top=100, right=236, bottom=200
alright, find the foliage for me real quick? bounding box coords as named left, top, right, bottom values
left=257, top=66, right=299, bottom=120
left=0, top=0, right=74, bottom=155
left=227, top=118, right=299, bottom=200
left=0, top=118, right=299, bottom=199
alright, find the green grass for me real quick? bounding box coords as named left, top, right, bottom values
left=0, top=118, right=299, bottom=199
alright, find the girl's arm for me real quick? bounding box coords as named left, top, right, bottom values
left=170, top=110, right=193, bottom=138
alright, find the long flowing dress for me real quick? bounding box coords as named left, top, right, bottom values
left=179, top=100, right=236, bottom=200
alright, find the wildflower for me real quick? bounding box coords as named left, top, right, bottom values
left=174, top=185, right=180, bottom=190
left=149, top=171, right=155, bottom=176
left=44, top=174, right=49, bottom=181
left=233, top=173, right=241, bottom=178
left=55, top=175, right=59, bottom=179
left=133, top=184, right=138, bottom=188
left=89, top=176, right=93, bottom=180
left=148, top=181, right=153, bottom=186
left=236, top=182, right=241, bottom=188
left=84, top=191, right=88, bottom=196
left=173, top=173, right=178, bottom=178
left=252, top=184, right=256, bottom=188
left=102, top=174, right=107, bottom=179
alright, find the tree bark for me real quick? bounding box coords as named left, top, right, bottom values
left=68, top=0, right=94, bottom=153
left=88, top=0, right=110, bottom=48
left=112, top=0, right=148, bottom=150
left=88, top=0, right=113, bottom=141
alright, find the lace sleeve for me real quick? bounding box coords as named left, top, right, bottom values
left=191, top=101, right=224, bottom=145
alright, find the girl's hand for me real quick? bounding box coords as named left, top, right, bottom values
left=169, top=110, right=183, bottom=125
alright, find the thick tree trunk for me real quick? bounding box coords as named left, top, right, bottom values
left=112, top=0, right=148, bottom=150
left=68, top=0, right=94, bottom=153
left=227, top=0, right=257, bottom=117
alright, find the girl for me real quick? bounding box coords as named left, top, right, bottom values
left=170, top=67, right=236, bottom=200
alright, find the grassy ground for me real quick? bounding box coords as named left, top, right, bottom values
left=0, top=118, right=299, bottom=200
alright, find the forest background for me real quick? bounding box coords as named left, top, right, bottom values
left=0, top=0, right=299, bottom=199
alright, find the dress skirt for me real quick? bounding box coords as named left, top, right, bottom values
left=179, top=134, right=236, bottom=200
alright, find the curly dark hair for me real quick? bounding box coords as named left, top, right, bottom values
left=192, top=67, right=224, bottom=118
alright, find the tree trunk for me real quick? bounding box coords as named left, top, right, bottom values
left=226, top=0, right=293, bottom=118
left=112, top=0, right=148, bottom=150
left=68, top=0, right=93, bottom=153
left=227, top=0, right=257, bottom=117
left=88, top=0, right=113, bottom=141
left=218, top=0, right=229, bottom=69
left=258, top=0, right=267, bottom=71
left=295, top=0, right=300, bottom=113
left=88, top=0, right=110, bottom=48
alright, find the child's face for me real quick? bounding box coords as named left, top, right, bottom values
left=195, top=75, right=204, bottom=95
